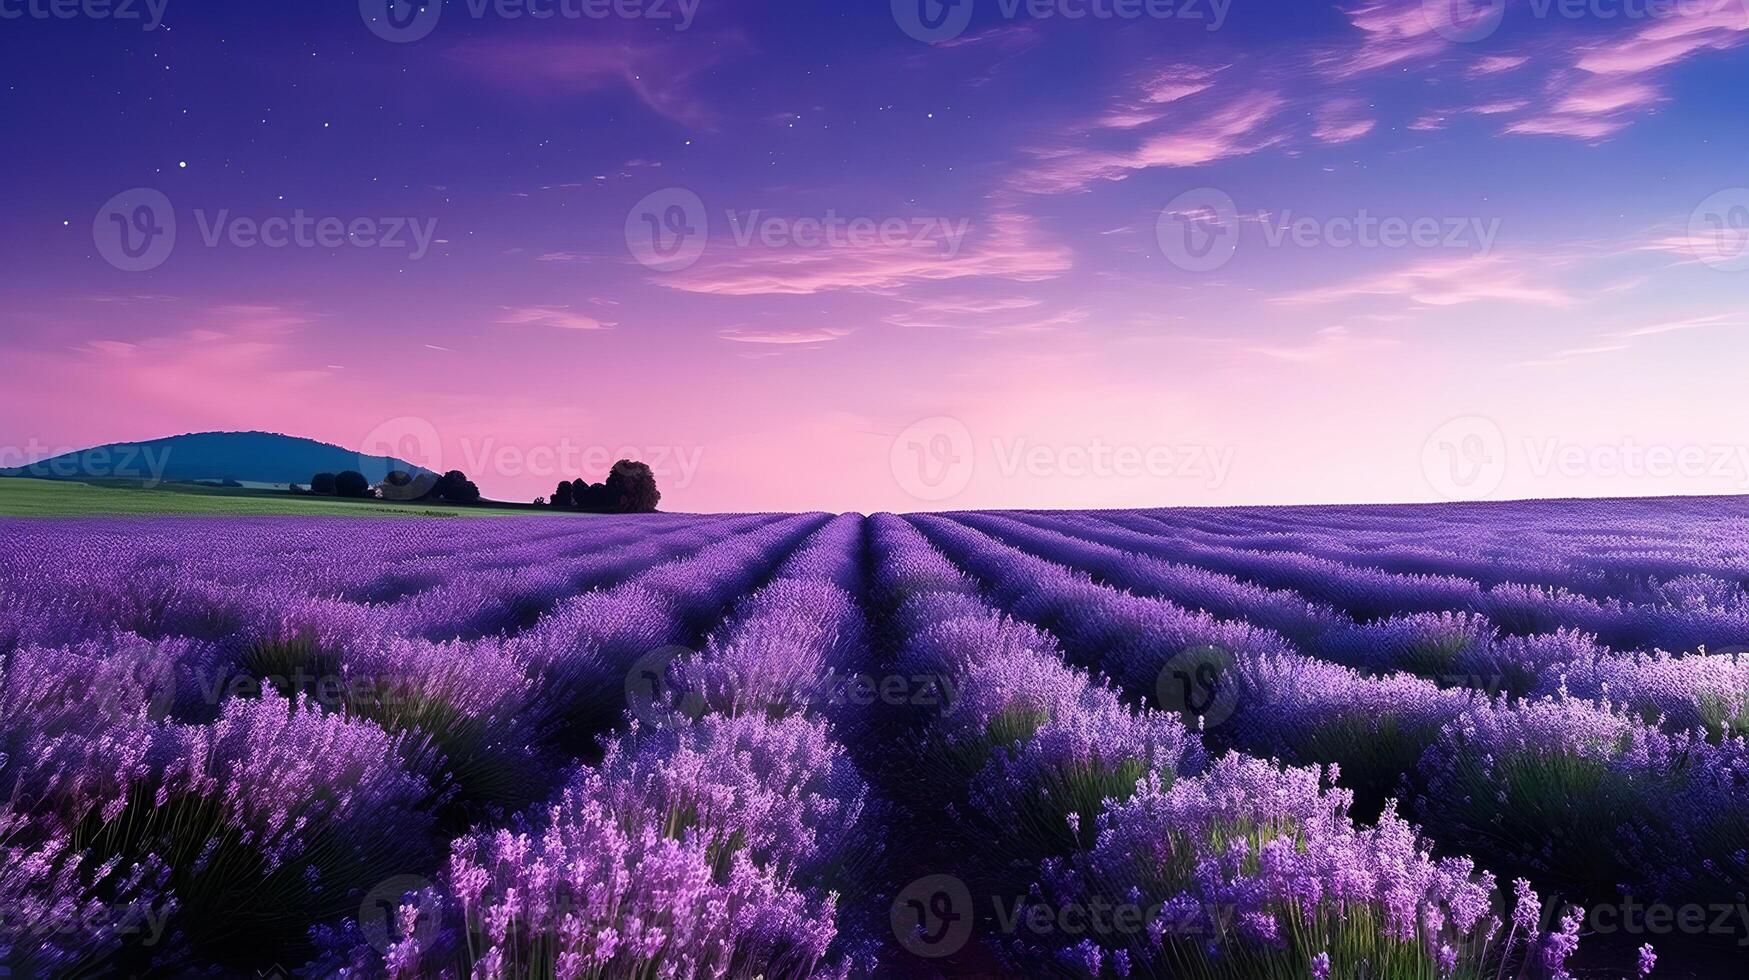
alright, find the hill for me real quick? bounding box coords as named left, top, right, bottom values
left=0, top=431, right=434, bottom=486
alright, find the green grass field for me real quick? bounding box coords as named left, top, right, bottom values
left=0, top=478, right=556, bottom=518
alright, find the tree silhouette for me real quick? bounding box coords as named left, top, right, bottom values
left=333, top=471, right=371, bottom=498
left=605, top=459, right=661, bottom=513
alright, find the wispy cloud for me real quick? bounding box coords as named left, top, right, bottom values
left=1014, top=88, right=1286, bottom=193
left=1313, top=97, right=1377, bottom=143
left=1320, top=0, right=1450, bottom=78
left=444, top=35, right=732, bottom=127
left=497, top=305, right=613, bottom=330
left=1245, top=324, right=1400, bottom=363
left=1280, top=253, right=1578, bottom=308
left=659, top=212, right=1071, bottom=296
left=717, top=327, right=854, bottom=345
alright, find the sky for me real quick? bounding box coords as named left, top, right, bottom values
left=2, top=0, right=1748, bottom=512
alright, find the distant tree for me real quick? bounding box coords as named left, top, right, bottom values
left=534, top=496, right=547, bottom=507
left=334, top=470, right=371, bottom=498
left=574, top=481, right=614, bottom=512
left=432, top=470, right=481, bottom=503
left=553, top=481, right=574, bottom=509
left=605, top=459, right=661, bottom=513
left=310, top=472, right=338, bottom=495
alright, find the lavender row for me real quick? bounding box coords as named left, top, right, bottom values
left=872, top=515, right=1572, bottom=979
left=920, top=513, right=1749, bottom=958
left=987, top=510, right=1749, bottom=726
left=318, top=514, right=882, bottom=978
left=0, top=513, right=753, bottom=656
left=1132, top=497, right=1749, bottom=590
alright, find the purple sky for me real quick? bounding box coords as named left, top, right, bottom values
left=3, top=0, right=1748, bottom=511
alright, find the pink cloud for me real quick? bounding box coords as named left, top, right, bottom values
left=1281, top=253, right=1578, bottom=308
left=1244, top=325, right=1400, bottom=363
left=1321, top=0, right=1450, bottom=78
left=1575, top=0, right=1749, bottom=74
left=497, top=306, right=613, bottom=330
left=1503, top=114, right=1633, bottom=139
left=48, top=305, right=339, bottom=427
left=1313, top=98, right=1377, bottom=143
left=1555, top=77, right=1662, bottom=115
left=1016, top=90, right=1286, bottom=193
left=884, top=300, right=1090, bottom=336
left=717, top=327, right=853, bottom=345
left=1469, top=54, right=1531, bottom=75
left=660, top=212, right=1072, bottom=296
left=1087, top=65, right=1224, bottom=131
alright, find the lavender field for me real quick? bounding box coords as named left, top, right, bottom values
left=6, top=499, right=1749, bottom=978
